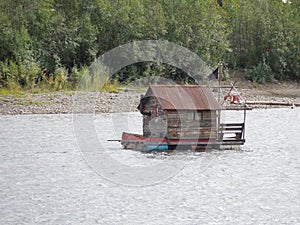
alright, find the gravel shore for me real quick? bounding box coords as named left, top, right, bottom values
left=0, top=83, right=299, bottom=115
left=0, top=90, right=143, bottom=115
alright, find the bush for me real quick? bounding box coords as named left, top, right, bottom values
left=53, top=68, right=67, bottom=90
left=246, top=62, right=274, bottom=84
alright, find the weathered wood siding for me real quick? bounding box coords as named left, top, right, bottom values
left=166, top=110, right=217, bottom=139
left=142, top=96, right=218, bottom=139
left=143, top=96, right=166, bottom=137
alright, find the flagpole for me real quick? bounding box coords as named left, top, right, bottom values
left=218, top=62, right=222, bottom=102
left=217, top=62, right=222, bottom=139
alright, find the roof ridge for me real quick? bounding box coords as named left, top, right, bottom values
left=147, top=85, right=221, bottom=110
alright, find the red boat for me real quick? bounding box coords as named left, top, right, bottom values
left=121, top=132, right=217, bottom=151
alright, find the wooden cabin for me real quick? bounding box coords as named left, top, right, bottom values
left=138, top=85, right=222, bottom=141
left=122, top=84, right=246, bottom=151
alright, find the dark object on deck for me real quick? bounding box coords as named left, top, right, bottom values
left=121, top=85, right=247, bottom=151
left=137, top=94, right=151, bottom=116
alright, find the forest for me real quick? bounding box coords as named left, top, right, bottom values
left=0, top=0, right=299, bottom=91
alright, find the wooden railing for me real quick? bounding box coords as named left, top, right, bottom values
left=218, top=123, right=245, bottom=141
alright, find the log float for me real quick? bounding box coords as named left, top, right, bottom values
left=246, top=100, right=299, bottom=107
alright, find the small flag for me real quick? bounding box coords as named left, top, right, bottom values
left=208, top=67, right=219, bottom=80
left=217, top=0, right=223, bottom=7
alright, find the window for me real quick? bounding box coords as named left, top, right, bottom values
left=187, top=111, right=201, bottom=121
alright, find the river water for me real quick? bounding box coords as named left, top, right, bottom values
left=1, top=108, right=299, bottom=224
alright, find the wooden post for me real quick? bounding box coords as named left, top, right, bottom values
left=217, top=109, right=221, bottom=140
left=218, top=62, right=222, bottom=102
left=242, top=109, right=246, bottom=140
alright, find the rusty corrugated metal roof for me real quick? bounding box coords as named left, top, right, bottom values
left=145, top=85, right=222, bottom=110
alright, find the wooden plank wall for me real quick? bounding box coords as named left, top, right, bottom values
left=143, top=96, right=165, bottom=137
left=142, top=96, right=218, bottom=140
left=166, top=110, right=217, bottom=139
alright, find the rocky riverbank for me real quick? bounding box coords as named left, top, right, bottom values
left=0, top=82, right=299, bottom=115
left=0, top=90, right=143, bottom=115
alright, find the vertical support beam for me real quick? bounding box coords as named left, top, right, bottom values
left=218, top=62, right=222, bottom=102
left=242, top=109, right=246, bottom=140
left=217, top=110, right=221, bottom=140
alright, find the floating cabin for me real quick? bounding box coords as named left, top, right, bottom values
left=121, top=85, right=247, bottom=151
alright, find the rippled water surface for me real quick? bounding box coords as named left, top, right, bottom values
left=1, top=108, right=300, bottom=224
